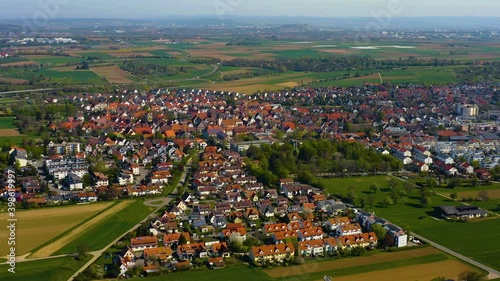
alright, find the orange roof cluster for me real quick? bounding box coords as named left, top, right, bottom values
left=251, top=243, right=295, bottom=257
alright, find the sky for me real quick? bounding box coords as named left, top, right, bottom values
left=1, top=0, right=499, bottom=19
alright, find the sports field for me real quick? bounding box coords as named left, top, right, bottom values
left=0, top=202, right=113, bottom=257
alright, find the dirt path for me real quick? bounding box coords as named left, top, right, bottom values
left=29, top=201, right=131, bottom=258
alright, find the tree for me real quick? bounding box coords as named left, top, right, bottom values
left=383, top=196, right=394, bottom=206
left=477, top=191, right=490, bottom=201
left=369, top=183, right=380, bottom=194
left=470, top=177, right=479, bottom=187
left=426, top=177, right=436, bottom=188
left=420, top=196, right=432, bottom=208
left=367, top=195, right=375, bottom=208
left=346, top=187, right=358, bottom=204
left=450, top=192, right=458, bottom=201
left=76, top=244, right=89, bottom=260
left=343, top=121, right=352, bottom=133
left=178, top=233, right=187, bottom=245
left=447, top=177, right=462, bottom=189
left=388, top=179, right=399, bottom=190
left=404, top=182, right=413, bottom=196
left=390, top=187, right=402, bottom=205
left=82, top=174, right=92, bottom=187
left=431, top=277, right=446, bottom=281
left=360, top=197, right=367, bottom=209
left=228, top=240, right=246, bottom=253
left=372, top=224, right=387, bottom=246
left=458, top=271, right=487, bottom=281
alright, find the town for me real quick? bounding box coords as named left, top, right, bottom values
left=0, top=4, right=500, bottom=281
left=0, top=81, right=498, bottom=280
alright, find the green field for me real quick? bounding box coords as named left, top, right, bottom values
left=127, top=249, right=478, bottom=281
left=320, top=176, right=500, bottom=271
left=77, top=52, right=114, bottom=60
left=1, top=68, right=104, bottom=84
left=0, top=117, right=15, bottom=129
left=309, top=66, right=458, bottom=87
left=0, top=98, right=21, bottom=104
left=0, top=57, right=29, bottom=65
left=53, top=199, right=155, bottom=255
left=26, top=56, right=84, bottom=65
left=273, top=254, right=448, bottom=281
left=131, top=264, right=273, bottom=281
left=0, top=256, right=90, bottom=281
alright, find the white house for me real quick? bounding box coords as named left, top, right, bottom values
left=336, top=223, right=363, bottom=237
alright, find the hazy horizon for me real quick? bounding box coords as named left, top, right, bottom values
left=2, top=0, right=500, bottom=20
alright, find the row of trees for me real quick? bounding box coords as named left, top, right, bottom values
left=455, top=63, right=500, bottom=83
left=224, top=56, right=459, bottom=73
left=121, top=60, right=183, bottom=77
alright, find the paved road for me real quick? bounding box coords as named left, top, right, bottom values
left=411, top=232, right=500, bottom=279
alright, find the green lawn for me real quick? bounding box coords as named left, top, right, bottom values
left=0, top=117, right=15, bottom=129
left=0, top=256, right=90, bottom=281
left=320, top=176, right=500, bottom=271
left=131, top=264, right=273, bottom=281
left=53, top=199, right=155, bottom=255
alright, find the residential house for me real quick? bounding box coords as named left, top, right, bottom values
left=210, top=242, right=231, bottom=258
left=273, top=230, right=298, bottom=244
left=338, top=232, right=378, bottom=249
left=64, top=173, right=84, bottom=191
left=298, top=239, right=325, bottom=257
left=298, top=227, right=324, bottom=241
left=325, top=217, right=351, bottom=231
left=249, top=243, right=295, bottom=262
left=264, top=223, right=288, bottom=235
left=143, top=246, right=174, bottom=262
left=130, top=236, right=158, bottom=251
left=335, top=222, right=363, bottom=236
